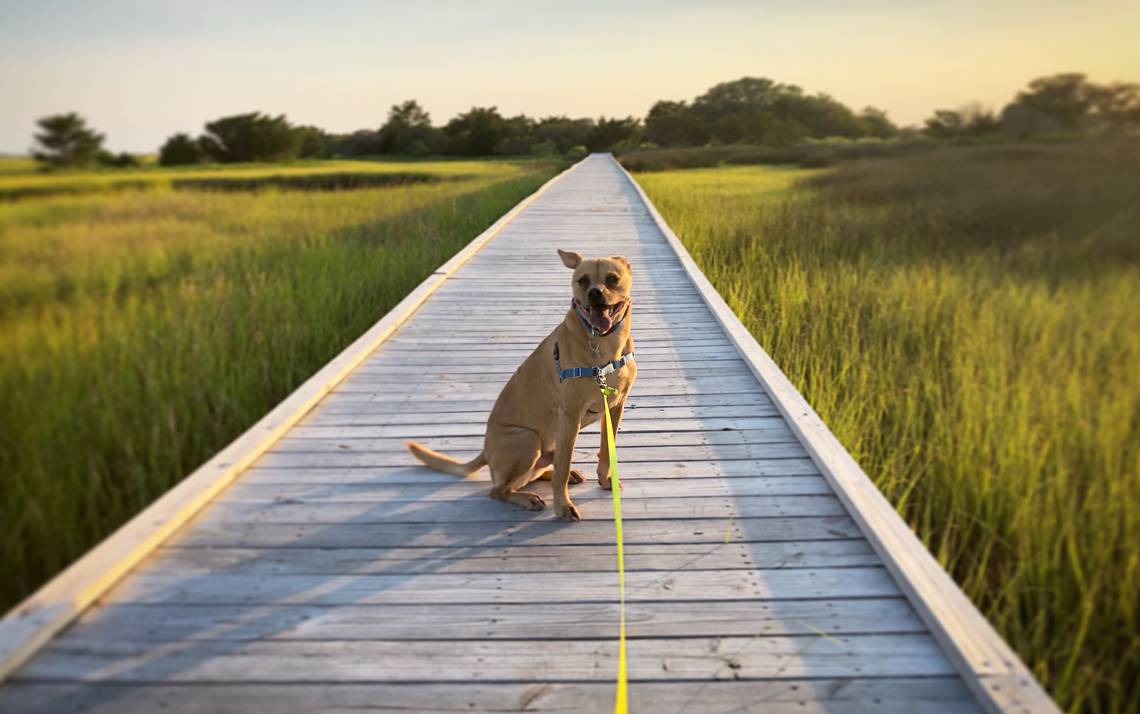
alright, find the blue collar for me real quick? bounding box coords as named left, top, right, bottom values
left=572, top=299, right=629, bottom=337
left=554, top=342, right=636, bottom=384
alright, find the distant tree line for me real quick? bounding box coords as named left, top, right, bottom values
left=643, top=77, right=899, bottom=146
left=28, top=72, right=1140, bottom=169
left=923, top=73, right=1140, bottom=139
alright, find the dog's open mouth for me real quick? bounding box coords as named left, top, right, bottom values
left=580, top=300, right=626, bottom=334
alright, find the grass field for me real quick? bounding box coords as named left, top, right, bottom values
left=632, top=141, right=1140, bottom=713
left=0, top=157, right=560, bottom=611
left=0, top=157, right=497, bottom=200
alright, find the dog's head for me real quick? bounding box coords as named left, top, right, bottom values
left=558, top=249, right=632, bottom=335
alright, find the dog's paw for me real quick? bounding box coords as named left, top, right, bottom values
left=569, top=469, right=586, bottom=485
left=597, top=473, right=623, bottom=491
left=523, top=493, right=547, bottom=510
left=556, top=502, right=582, bottom=522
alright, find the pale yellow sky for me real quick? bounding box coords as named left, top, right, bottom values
left=2, top=0, right=1137, bottom=152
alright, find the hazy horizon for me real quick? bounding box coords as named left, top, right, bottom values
left=2, top=0, right=1138, bottom=153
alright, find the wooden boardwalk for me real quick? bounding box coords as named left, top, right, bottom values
left=0, top=155, right=1054, bottom=713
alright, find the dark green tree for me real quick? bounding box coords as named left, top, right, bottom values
left=199, top=112, right=302, bottom=163
left=494, top=115, right=537, bottom=155
left=1088, top=81, right=1140, bottom=131
left=858, top=106, right=899, bottom=138
left=443, top=107, right=509, bottom=156
left=158, top=133, right=206, bottom=166
left=644, top=100, right=703, bottom=146
left=293, top=126, right=328, bottom=158
left=585, top=116, right=641, bottom=151
left=326, top=129, right=383, bottom=157
left=924, top=109, right=966, bottom=138
left=31, top=112, right=105, bottom=168
left=377, top=100, right=439, bottom=155
left=534, top=116, right=594, bottom=153
left=96, top=150, right=140, bottom=168
left=1012, top=73, right=1094, bottom=131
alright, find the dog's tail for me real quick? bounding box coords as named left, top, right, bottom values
left=406, top=441, right=487, bottom=478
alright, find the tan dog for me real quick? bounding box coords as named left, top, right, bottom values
left=407, top=249, right=636, bottom=521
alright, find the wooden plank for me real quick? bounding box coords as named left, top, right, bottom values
left=616, top=155, right=1056, bottom=712
left=198, top=495, right=847, bottom=524
left=286, top=419, right=787, bottom=438
left=17, top=634, right=959, bottom=682
left=252, top=442, right=809, bottom=468
left=347, top=361, right=756, bottom=377
left=0, top=678, right=982, bottom=714
left=332, top=376, right=764, bottom=395
left=270, top=427, right=799, bottom=452
left=224, top=474, right=835, bottom=499
left=99, top=567, right=901, bottom=606
left=140, top=540, right=881, bottom=575
left=300, top=403, right=783, bottom=426
left=171, top=516, right=864, bottom=549
left=64, top=598, right=922, bottom=642
left=301, top=407, right=782, bottom=427
left=239, top=458, right=823, bottom=484
left=312, top=390, right=774, bottom=410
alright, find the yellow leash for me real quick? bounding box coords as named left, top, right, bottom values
left=601, top=385, right=628, bottom=714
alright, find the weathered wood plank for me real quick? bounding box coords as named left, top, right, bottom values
left=171, top=516, right=864, bottom=548
left=197, top=495, right=847, bottom=524
left=253, top=443, right=809, bottom=468
left=64, top=598, right=921, bottom=642
left=292, top=415, right=784, bottom=436
left=0, top=679, right=982, bottom=714
left=271, top=427, right=799, bottom=452
left=18, top=634, right=959, bottom=682
left=333, top=374, right=763, bottom=393
left=301, top=405, right=784, bottom=427
left=225, top=474, right=834, bottom=500
left=141, top=540, right=880, bottom=575
left=312, top=390, right=774, bottom=410
left=240, top=458, right=822, bottom=484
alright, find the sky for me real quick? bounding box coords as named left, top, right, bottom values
left=1, top=0, right=1138, bottom=153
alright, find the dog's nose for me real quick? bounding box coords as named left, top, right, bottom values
left=588, top=287, right=604, bottom=303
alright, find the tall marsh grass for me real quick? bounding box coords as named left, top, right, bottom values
left=634, top=141, right=1140, bottom=713
left=0, top=160, right=558, bottom=610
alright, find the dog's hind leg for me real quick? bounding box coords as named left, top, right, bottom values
left=487, top=427, right=547, bottom=511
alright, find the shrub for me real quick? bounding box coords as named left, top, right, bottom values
left=159, top=133, right=207, bottom=166
left=564, top=145, right=588, bottom=161
left=31, top=113, right=105, bottom=169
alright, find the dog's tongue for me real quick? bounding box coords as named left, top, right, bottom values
left=589, top=306, right=614, bottom=333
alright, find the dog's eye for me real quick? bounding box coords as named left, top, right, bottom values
left=605, top=274, right=620, bottom=288
left=577, top=276, right=590, bottom=288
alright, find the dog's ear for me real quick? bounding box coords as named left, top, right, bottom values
left=611, top=255, right=630, bottom=271
left=558, top=249, right=583, bottom=269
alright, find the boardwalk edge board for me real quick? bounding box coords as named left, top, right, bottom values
left=613, top=154, right=1058, bottom=714
left=0, top=158, right=585, bottom=682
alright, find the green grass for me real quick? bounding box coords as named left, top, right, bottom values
left=0, top=158, right=560, bottom=610
left=632, top=141, right=1140, bottom=714
left=0, top=158, right=505, bottom=199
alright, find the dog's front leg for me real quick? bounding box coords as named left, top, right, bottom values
left=597, top=397, right=626, bottom=490
left=552, top=405, right=582, bottom=522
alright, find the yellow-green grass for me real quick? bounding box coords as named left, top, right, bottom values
left=0, top=156, right=39, bottom=175
left=634, top=142, right=1139, bottom=714
left=0, top=158, right=506, bottom=199
left=0, top=159, right=560, bottom=610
